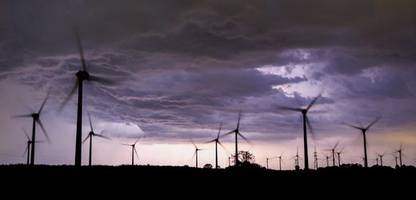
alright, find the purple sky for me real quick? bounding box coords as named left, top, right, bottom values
left=0, top=0, right=415, bottom=168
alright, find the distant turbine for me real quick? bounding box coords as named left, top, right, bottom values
left=279, top=95, right=321, bottom=170
left=291, top=148, right=301, bottom=170
left=13, top=93, right=50, bottom=165
left=82, top=113, right=110, bottom=166
left=122, top=138, right=141, bottom=165
left=278, top=152, right=284, bottom=171
left=336, top=147, right=345, bottom=167
left=60, top=28, right=113, bottom=167
left=345, top=117, right=380, bottom=168
left=266, top=156, right=277, bottom=169
left=393, top=154, right=399, bottom=167
left=22, top=129, right=32, bottom=165
left=223, top=111, right=250, bottom=166
left=313, top=146, right=319, bottom=169
left=325, top=155, right=330, bottom=167
left=395, top=144, right=403, bottom=167
left=324, top=142, right=339, bottom=167
left=205, top=123, right=227, bottom=169
left=191, top=140, right=203, bottom=168
left=377, top=153, right=385, bottom=166
left=266, top=157, right=269, bottom=169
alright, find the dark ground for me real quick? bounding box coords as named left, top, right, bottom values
left=1, top=164, right=415, bottom=197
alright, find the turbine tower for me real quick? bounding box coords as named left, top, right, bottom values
left=122, top=138, right=141, bottom=165
left=191, top=141, right=203, bottom=168
left=324, top=142, right=339, bottom=167
left=279, top=95, right=321, bottom=170
left=13, top=93, right=50, bottom=165
left=345, top=117, right=380, bottom=168
left=82, top=113, right=110, bottom=166
left=395, top=144, right=403, bottom=167
left=206, top=123, right=227, bottom=169
left=60, top=28, right=113, bottom=166
left=223, top=111, right=249, bottom=166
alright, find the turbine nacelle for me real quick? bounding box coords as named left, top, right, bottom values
left=31, top=113, right=40, bottom=120
left=76, top=70, right=90, bottom=81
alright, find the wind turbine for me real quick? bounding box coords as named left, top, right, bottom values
left=377, top=153, right=385, bottom=166
left=279, top=95, right=321, bottom=170
left=82, top=113, right=110, bottom=166
left=122, top=138, right=140, bottom=165
left=266, top=156, right=277, bottom=169
left=60, top=28, right=113, bottom=167
left=13, top=93, right=50, bottom=165
left=393, top=154, right=399, bottom=167
left=266, top=157, right=270, bottom=169
left=22, top=129, right=32, bottom=165
left=324, top=142, right=339, bottom=167
left=223, top=111, right=250, bottom=167
left=278, top=153, right=284, bottom=171
left=291, top=148, right=302, bottom=170
left=345, top=117, right=380, bottom=168
left=313, top=146, right=319, bottom=169
left=324, top=155, right=330, bottom=167
left=336, top=147, right=345, bottom=167
left=205, top=123, right=227, bottom=169
left=395, top=144, right=403, bottom=167
left=191, top=141, right=203, bottom=168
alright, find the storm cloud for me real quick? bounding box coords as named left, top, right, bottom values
left=0, top=0, right=415, bottom=166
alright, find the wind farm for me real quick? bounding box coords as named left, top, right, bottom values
left=1, top=0, right=416, bottom=193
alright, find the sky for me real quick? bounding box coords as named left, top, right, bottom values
left=0, top=0, right=416, bottom=169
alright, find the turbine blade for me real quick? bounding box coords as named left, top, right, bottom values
left=306, top=94, right=321, bottom=111
left=22, top=128, right=30, bottom=140
left=191, top=150, right=196, bottom=161
left=59, top=80, right=79, bottom=112
left=87, top=112, right=94, bottom=132
left=190, top=139, right=197, bottom=149
left=73, top=26, right=87, bottom=71
left=11, top=114, right=32, bottom=118
left=237, top=132, right=251, bottom=144
left=333, top=142, right=339, bottom=150
left=89, top=75, right=116, bottom=85
left=343, top=122, right=363, bottom=130
left=222, top=130, right=236, bottom=137
left=23, top=145, right=28, bottom=157
left=277, top=106, right=303, bottom=112
left=36, top=119, right=50, bottom=143
left=134, top=135, right=144, bottom=145
left=218, top=140, right=231, bottom=155
left=82, top=134, right=90, bottom=144
left=204, top=139, right=216, bottom=144
left=38, top=91, right=50, bottom=114
left=237, top=111, right=242, bottom=130
left=94, top=133, right=110, bottom=140
left=217, top=122, right=222, bottom=139
left=134, top=148, right=139, bottom=160
left=366, top=117, right=381, bottom=130
left=305, top=116, right=315, bottom=140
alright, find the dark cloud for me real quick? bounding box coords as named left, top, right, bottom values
left=0, top=0, right=415, bottom=143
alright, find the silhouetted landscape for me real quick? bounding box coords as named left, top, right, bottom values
left=2, top=164, right=416, bottom=191
left=1, top=1, right=416, bottom=195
